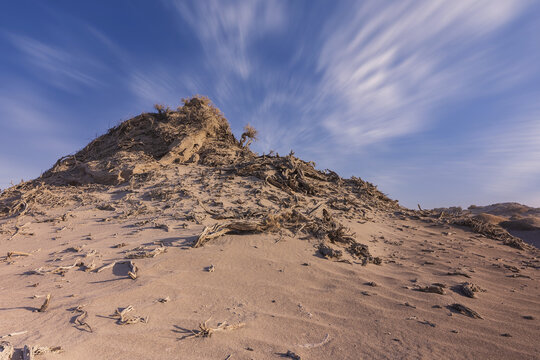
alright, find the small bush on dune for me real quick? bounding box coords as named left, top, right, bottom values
left=154, top=104, right=171, bottom=114
left=240, top=124, right=258, bottom=148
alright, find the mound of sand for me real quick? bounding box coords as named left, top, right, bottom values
left=0, top=96, right=538, bottom=359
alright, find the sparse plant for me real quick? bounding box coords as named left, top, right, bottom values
left=153, top=104, right=171, bottom=114
left=240, top=124, right=258, bottom=148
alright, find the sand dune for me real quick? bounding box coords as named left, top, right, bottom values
left=1, top=97, right=538, bottom=359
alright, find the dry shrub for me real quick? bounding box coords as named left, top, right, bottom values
left=154, top=104, right=170, bottom=114
left=240, top=124, right=258, bottom=148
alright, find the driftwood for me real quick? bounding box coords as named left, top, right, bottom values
left=72, top=305, right=92, bottom=332
left=32, top=346, right=63, bottom=356
left=459, top=283, right=485, bottom=298
left=28, top=261, right=81, bottom=276
left=0, top=342, right=14, bottom=360
left=184, top=319, right=245, bottom=338
left=193, top=221, right=270, bottom=248
left=446, top=270, right=471, bottom=278
left=37, top=294, right=51, bottom=312
left=449, top=216, right=527, bottom=250
left=112, top=305, right=147, bottom=325
left=6, top=251, right=31, bottom=259
left=449, top=303, right=483, bottom=319
left=126, top=247, right=166, bottom=259
left=81, top=259, right=96, bottom=272
left=317, top=243, right=342, bottom=259
left=0, top=331, right=27, bottom=339
left=127, top=261, right=138, bottom=279
left=197, top=199, right=220, bottom=216
left=415, top=284, right=446, bottom=295
left=23, top=345, right=63, bottom=360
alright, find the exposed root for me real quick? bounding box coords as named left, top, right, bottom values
left=448, top=303, right=483, bottom=319
left=126, top=246, right=167, bottom=259
left=415, top=284, right=446, bottom=295
left=23, top=345, right=63, bottom=359
left=6, top=251, right=31, bottom=259
left=184, top=318, right=245, bottom=338
left=459, top=282, right=486, bottom=298
left=112, top=305, right=147, bottom=325
left=71, top=305, right=92, bottom=332
left=127, top=261, right=138, bottom=280
left=193, top=220, right=276, bottom=248
left=37, top=294, right=51, bottom=312
left=317, top=243, right=342, bottom=259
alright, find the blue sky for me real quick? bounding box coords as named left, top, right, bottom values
left=1, top=1, right=539, bottom=208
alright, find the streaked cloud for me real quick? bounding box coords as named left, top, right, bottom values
left=171, top=0, right=285, bottom=79
left=317, top=1, right=529, bottom=148
left=4, top=33, right=101, bottom=91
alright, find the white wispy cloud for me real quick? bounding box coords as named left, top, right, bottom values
left=170, top=0, right=285, bottom=79
left=0, top=85, right=81, bottom=187
left=317, top=0, right=529, bottom=148
left=475, top=106, right=540, bottom=197
left=4, top=33, right=101, bottom=91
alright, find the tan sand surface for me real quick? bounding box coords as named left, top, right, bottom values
left=1, top=97, right=538, bottom=359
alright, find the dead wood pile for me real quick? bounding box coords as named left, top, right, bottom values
left=194, top=208, right=380, bottom=263
left=449, top=216, right=527, bottom=250
left=230, top=153, right=397, bottom=211
left=410, top=207, right=531, bottom=251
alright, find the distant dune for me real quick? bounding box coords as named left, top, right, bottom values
left=468, top=203, right=540, bottom=248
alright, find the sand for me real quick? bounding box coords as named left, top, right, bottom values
left=0, top=98, right=538, bottom=359
left=0, top=163, right=538, bottom=359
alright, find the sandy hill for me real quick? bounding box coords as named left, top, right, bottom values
left=467, top=203, right=540, bottom=250
left=0, top=96, right=538, bottom=360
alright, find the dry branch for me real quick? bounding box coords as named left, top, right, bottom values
left=0, top=331, right=27, bottom=340
left=32, top=346, right=63, bottom=356
left=72, top=305, right=92, bottom=332
left=193, top=219, right=275, bottom=248
left=459, top=283, right=485, bottom=298
left=449, top=303, right=483, bottom=319
left=126, top=247, right=166, bottom=259
left=415, top=284, right=446, bottom=295
left=127, top=261, right=138, bottom=279
left=6, top=251, right=31, bottom=259
left=37, top=294, right=51, bottom=312
left=318, top=243, right=342, bottom=259
left=23, top=345, right=63, bottom=360
left=112, top=305, right=147, bottom=325
left=184, top=319, right=245, bottom=338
